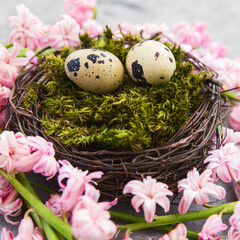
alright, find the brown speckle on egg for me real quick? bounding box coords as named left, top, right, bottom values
left=155, top=52, right=160, bottom=60
left=131, top=60, right=148, bottom=86
left=87, top=54, right=99, bottom=64
left=84, top=62, right=89, bottom=69
left=67, top=58, right=80, bottom=72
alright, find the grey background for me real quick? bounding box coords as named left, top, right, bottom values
left=1, top=0, right=240, bottom=59
left=0, top=0, right=239, bottom=239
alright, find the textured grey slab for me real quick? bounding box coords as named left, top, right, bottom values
left=0, top=1, right=239, bottom=239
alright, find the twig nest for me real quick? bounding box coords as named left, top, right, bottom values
left=126, top=40, right=176, bottom=86
left=64, top=49, right=124, bottom=94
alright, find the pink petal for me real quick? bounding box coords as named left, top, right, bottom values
left=159, top=235, right=170, bottom=240
left=123, top=180, right=143, bottom=194
left=142, top=198, right=156, bottom=223
left=18, top=216, right=34, bottom=238
left=199, top=169, right=213, bottom=186
left=1, top=228, right=14, bottom=240
left=235, top=183, right=240, bottom=200
left=131, top=195, right=144, bottom=213
left=155, top=196, right=171, bottom=213
left=217, top=165, right=232, bottom=182
left=168, top=223, right=188, bottom=240
left=229, top=201, right=240, bottom=231
left=178, top=189, right=197, bottom=214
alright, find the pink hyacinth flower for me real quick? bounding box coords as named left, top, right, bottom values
left=229, top=106, right=240, bottom=132
left=47, top=15, right=80, bottom=50
left=212, top=127, right=240, bottom=150
left=204, top=143, right=240, bottom=182
left=80, top=19, right=103, bottom=38
left=0, top=43, right=28, bottom=88
left=2, top=212, right=44, bottom=240
left=174, top=21, right=210, bottom=49
left=0, top=228, right=14, bottom=240
left=84, top=183, right=100, bottom=202
left=58, top=160, right=103, bottom=212
left=0, top=188, right=22, bottom=224
left=221, top=127, right=240, bottom=146
left=0, top=85, right=10, bottom=128
left=140, top=23, right=171, bottom=40
left=122, top=230, right=134, bottom=240
left=141, top=23, right=176, bottom=43
left=45, top=194, right=64, bottom=219
left=63, top=0, right=96, bottom=26
left=229, top=201, right=240, bottom=232
left=0, top=85, right=10, bottom=106
left=208, top=42, right=228, bottom=58
left=113, top=22, right=138, bottom=37
left=227, top=227, right=240, bottom=240
left=198, top=214, right=228, bottom=240
left=0, top=131, right=59, bottom=177
left=14, top=214, right=44, bottom=240
left=0, top=131, right=31, bottom=173
left=0, top=175, right=14, bottom=200
left=205, top=57, right=240, bottom=91
left=123, top=176, right=173, bottom=223
left=159, top=223, right=188, bottom=240
left=8, top=4, right=48, bottom=50
left=22, top=136, right=59, bottom=179
left=178, top=168, right=226, bottom=214
left=71, top=196, right=117, bottom=240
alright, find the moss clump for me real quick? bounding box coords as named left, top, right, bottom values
left=23, top=27, right=211, bottom=151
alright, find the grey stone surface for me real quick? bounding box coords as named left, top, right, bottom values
left=0, top=0, right=239, bottom=239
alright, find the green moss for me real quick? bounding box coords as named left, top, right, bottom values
left=23, top=82, right=46, bottom=108
left=23, top=28, right=211, bottom=151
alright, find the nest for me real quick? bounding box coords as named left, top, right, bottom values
left=5, top=48, right=229, bottom=198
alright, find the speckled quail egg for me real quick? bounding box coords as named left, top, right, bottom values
left=126, top=40, right=176, bottom=86
left=64, top=49, right=124, bottom=94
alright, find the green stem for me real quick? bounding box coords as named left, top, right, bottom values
left=110, top=209, right=199, bottom=239
left=41, top=219, right=62, bottom=240
left=221, top=91, right=240, bottom=101
left=16, top=173, right=60, bottom=240
left=4, top=43, right=13, bottom=48
left=24, top=199, right=60, bottom=240
left=23, top=199, right=43, bottom=230
left=0, top=170, right=73, bottom=240
left=113, top=201, right=237, bottom=232
left=36, top=48, right=57, bottom=58
left=6, top=45, right=57, bottom=58
left=203, top=203, right=215, bottom=208
left=18, top=48, right=29, bottom=57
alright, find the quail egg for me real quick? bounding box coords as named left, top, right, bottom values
left=126, top=40, right=176, bottom=86
left=65, top=49, right=124, bottom=94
